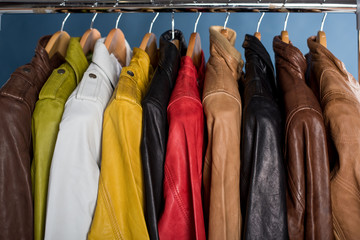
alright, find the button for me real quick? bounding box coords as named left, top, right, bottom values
left=127, top=71, right=134, bottom=77
left=89, top=73, right=97, bottom=78
left=58, top=69, right=65, bottom=74
left=23, top=67, right=31, bottom=73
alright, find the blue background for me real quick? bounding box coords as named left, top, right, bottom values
left=0, top=12, right=357, bottom=86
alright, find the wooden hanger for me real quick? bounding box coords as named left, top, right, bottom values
left=316, top=13, right=328, bottom=48
left=140, top=13, right=159, bottom=68
left=186, top=12, right=203, bottom=69
left=254, top=12, right=265, bottom=41
left=281, top=12, right=290, bottom=44
left=105, top=13, right=127, bottom=66
left=80, top=13, right=101, bottom=55
left=45, top=13, right=71, bottom=59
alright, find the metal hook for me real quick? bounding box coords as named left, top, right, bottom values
left=115, top=12, right=122, bottom=29
left=171, top=11, right=175, bottom=40
left=283, top=12, right=290, bottom=31
left=61, top=13, right=71, bottom=32
left=149, top=12, right=159, bottom=33
left=256, top=12, right=265, bottom=33
left=224, top=11, right=230, bottom=29
left=320, top=12, right=327, bottom=31
left=90, top=12, right=98, bottom=29
left=194, top=12, right=202, bottom=33
left=113, top=0, right=119, bottom=8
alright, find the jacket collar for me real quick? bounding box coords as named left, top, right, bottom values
left=64, top=37, right=89, bottom=85
left=243, top=34, right=275, bottom=77
left=158, top=30, right=187, bottom=90
left=273, top=36, right=307, bottom=76
left=209, top=26, right=243, bottom=68
left=91, top=38, right=123, bottom=89
left=307, top=36, right=348, bottom=77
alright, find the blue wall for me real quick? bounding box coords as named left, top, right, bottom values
left=0, top=12, right=357, bottom=86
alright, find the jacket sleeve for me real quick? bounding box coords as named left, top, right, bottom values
left=286, top=109, right=333, bottom=240
left=141, top=100, right=167, bottom=240
left=202, top=93, right=242, bottom=240
left=240, top=98, right=288, bottom=240
left=32, top=98, right=65, bottom=240
left=44, top=93, right=103, bottom=240
left=0, top=95, right=33, bottom=240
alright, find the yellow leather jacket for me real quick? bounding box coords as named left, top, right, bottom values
left=88, top=48, right=153, bottom=240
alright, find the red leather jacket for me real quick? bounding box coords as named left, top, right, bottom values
left=158, top=53, right=206, bottom=240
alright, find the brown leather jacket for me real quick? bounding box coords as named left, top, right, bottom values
left=202, top=26, right=244, bottom=240
left=0, top=35, right=62, bottom=240
left=306, top=36, right=360, bottom=240
left=273, top=36, right=333, bottom=240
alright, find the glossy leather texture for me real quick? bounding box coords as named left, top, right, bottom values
left=158, top=54, right=206, bottom=240
left=202, top=26, right=244, bottom=240
left=141, top=30, right=187, bottom=240
left=44, top=38, right=131, bottom=240
left=88, top=48, right=154, bottom=240
left=32, top=37, right=89, bottom=240
left=306, top=36, right=360, bottom=240
left=0, top=35, right=62, bottom=240
left=274, top=35, right=333, bottom=240
left=240, top=34, right=288, bottom=240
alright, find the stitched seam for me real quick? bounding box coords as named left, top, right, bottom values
left=99, top=176, right=123, bottom=240
left=203, top=91, right=241, bottom=106
left=333, top=174, right=360, bottom=199
left=164, top=163, right=191, bottom=223
left=168, top=96, right=202, bottom=110
left=332, top=212, right=346, bottom=240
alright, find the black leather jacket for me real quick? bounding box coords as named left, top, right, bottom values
left=240, top=34, right=288, bottom=240
left=141, top=30, right=187, bottom=240
left=0, top=35, right=62, bottom=240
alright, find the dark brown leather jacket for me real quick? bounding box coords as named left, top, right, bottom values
left=307, top=36, right=360, bottom=240
left=0, top=35, right=62, bottom=240
left=202, top=26, right=243, bottom=240
left=273, top=36, right=333, bottom=240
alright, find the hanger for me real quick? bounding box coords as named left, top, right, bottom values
left=45, top=13, right=71, bottom=59
left=254, top=12, right=265, bottom=41
left=316, top=12, right=327, bottom=48
left=140, top=12, right=159, bottom=68
left=186, top=12, right=202, bottom=69
left=105, top=13, right=127, bottom=66
left=80, top=12, right=101, bottom=55
left=221, top=12, right=230, bottom=38
left=281, top=12, right=290, bottom=44
left=170, top=12, right=180, bottom=49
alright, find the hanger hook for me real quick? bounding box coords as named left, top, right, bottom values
left=283, top=12, right=290, bottom=31
left=171, top=11, right=175, bottom=40
left=61, top=13, right=71, bottom=32
left=90, top=12, right=98, bottom=29
left=224, top=11, right=230, bottom=29
left=320, top=12, right=327, bottom=31
left=149, top=12, right=159, bottom=33
left=115, top=12, right=123, bottom=29
left=194, top=12, right=202, bottom=33
left=256, top=12, right=265, bottom=33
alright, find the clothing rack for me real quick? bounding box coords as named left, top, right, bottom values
left=0, top=0, right=359, bottom=79
left=0, top=1, right=357, bottom=13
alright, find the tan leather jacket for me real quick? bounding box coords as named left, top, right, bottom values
left=202, top=26, right=244, bottom=240
left=274, top=36, right=333, bottom=240
left=307, top=36, right=360, bottom=240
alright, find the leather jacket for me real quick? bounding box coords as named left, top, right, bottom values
left=202, top=26, right=244, bottom=240
left=158, top=53, right=206, bottom=240
left=88, top=48, right=154, bottom=240
left=306, top=36, right=360, bottom=240
left=141, top=30, right=187, bottom=240
left=274, top=36, right=333, bottom=240
left=240, top=34, right=288, bottom=240
left=0, top=35, right=62, bottom=240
